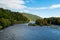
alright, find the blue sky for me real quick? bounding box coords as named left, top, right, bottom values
left=0, top=0, right=60, bottom=18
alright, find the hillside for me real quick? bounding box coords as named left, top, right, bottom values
left=23, top=13, right=41, bottom=21
left=0, top=8, right=29, bottom=30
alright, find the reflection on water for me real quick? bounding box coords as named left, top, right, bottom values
left=0, top=24, right=60, bottom=40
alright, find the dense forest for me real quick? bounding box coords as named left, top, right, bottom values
left=35, top=17, right=60, bottom=26
left=0, top=8, right=30, bottom=30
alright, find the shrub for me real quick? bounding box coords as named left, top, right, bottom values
left=0, top=18, right=11, bottom=28
left=0, top=26, right=3, bottom=30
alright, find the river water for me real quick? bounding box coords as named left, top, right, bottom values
left=0, top=23, right=60, bottom=40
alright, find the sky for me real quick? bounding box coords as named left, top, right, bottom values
left=0, top=0, right=60, bottom=18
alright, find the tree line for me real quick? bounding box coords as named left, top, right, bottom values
left=35, top=17, right=60, bottom=26
left=0, top=8, right=30, bottom=30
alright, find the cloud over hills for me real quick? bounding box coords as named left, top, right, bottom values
left=0, top=0, right=27, bottom=11
left=0, top=0, right=60, bottom=12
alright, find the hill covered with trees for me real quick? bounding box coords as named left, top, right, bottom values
left=0, top=8, right=30, bottom=30
left=23, top=13, right=41, bottom=21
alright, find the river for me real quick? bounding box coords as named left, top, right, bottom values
left=0, top=23, right=60, bottom=40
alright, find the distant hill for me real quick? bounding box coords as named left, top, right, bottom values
left=23, top=13, right=41, bottom=21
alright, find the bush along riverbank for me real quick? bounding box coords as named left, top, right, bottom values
left=28, top=17, right=60, bottom=26
left=0, top=8, right=30, bottom=30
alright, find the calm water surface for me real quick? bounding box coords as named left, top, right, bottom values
left=0, top=23, right=60, bottom=40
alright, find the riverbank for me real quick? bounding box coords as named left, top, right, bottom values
left=0, top=21, right=29, bottom=30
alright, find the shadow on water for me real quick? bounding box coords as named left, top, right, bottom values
left=0, top=23, right=60, bottom=40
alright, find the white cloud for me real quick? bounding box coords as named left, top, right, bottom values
left=0, top=0, right=60, bottom=12
left=28, top=7, right=48, bottom=10
left=19, top=9, right=29, bottom=13
left=28, top=4, right=60, bottom=10
left=50, top=4, right=60, bottom=9
left=0, top=0, right=27, bottom=10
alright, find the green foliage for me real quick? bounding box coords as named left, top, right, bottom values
left=23, top=13, right=41, bottom=21
left=35, top=17, right=60, bottom=26
left=0, top=26, right=3, bottom=30
left=0, top=8, right=30, bottom=30
left=35, top=19, right=48, bottom=26
left=0, top=18, right=11, bottom=28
